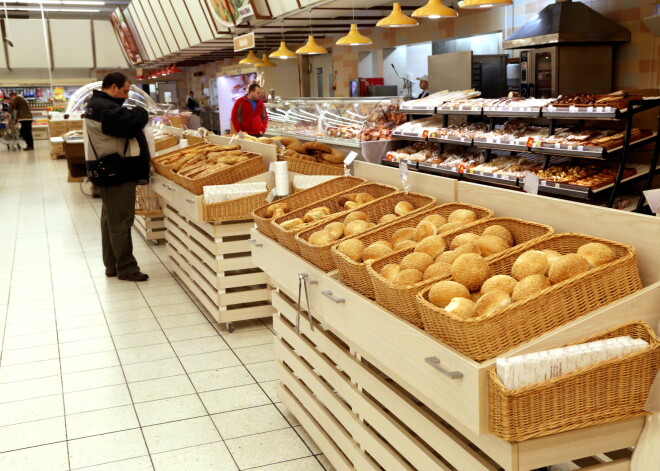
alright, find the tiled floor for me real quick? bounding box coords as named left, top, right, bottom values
left=0, top=143, right=333, bottom=471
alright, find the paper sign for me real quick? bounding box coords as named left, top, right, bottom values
left=422, top=130, right=429, bottom=139
left=643, top=189, right=660, bottom=214
left=273, top=140, right=285, bottom=148
left=237, top=131, right=245, bottom=139
left=344, top=151, right=358, bottom=166
left=523, top=171, right=540, bottom=195
left=526, top=137, right=535, bottom=147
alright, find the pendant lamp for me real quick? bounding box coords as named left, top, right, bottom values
left=377, top=2, right=418, bottom=28
left=269, top=20, right=298, bottom=60
left=458, top=0, right=512, bottom=9
left=296, top=9, right=328, bottom=55
left=257, top=53, right=277, bottom=67
left=336, top=24, right=373, bottom=46
left=412, top=0, right=458, bottom=18
left=169, top=64, right=183, bottom=74
left=239, top=49, right=263, bottom=65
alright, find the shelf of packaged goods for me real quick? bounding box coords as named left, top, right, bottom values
left=399, top=106, right=436, bottom=115
left=530, top=133, right=658, bottom=160
left=279, top=132, right=360, bottom=149
left=541, top=107, right=621, bottom=120
left=417, top=162, right=464, bottom=178
left=462, top=170, right=521, bottom=187
left=380, top=158, right=419, bottom=170
left=482, top=108, right=543, bottom=118
left=435, top=107, right=483, bottom=116
left=391, top=132, right=427, bottom=142
left=473, top=138, right=530, bottom=153
left=428, top=134, right=474, bottom=146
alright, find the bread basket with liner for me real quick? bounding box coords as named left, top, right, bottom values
left=172, top=152, right=265, bottom=195
left=489, top=321, right=659, bottom=442
left=251, top=176, right=366, bottom=239
left=295, top=192, right=437, bottom=271
left=332, top=203, right=494, bottom=299
left=417, top=233, right=643, bottom=362
left=271, top=183, right=399, bottom=253
left=203, top=192, right=269, bottom=223
left=151, top=143, right=209, bottom=179
left=154, top=135, right=179, bottom=152
left=282, top=154, right=345, bottom=176
left=367, top=217, right=551, bottom=328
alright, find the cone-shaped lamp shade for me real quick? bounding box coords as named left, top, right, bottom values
left=458, top=0, right=512, bottom=9
left=412, top=0, right=458, bottom=18
left=377, top=2, right=418, bottom=28
left=239, top=50, right=263, bottom=65
left=296, top=35, right=328, bottom=55
left=336, top=24, right=373, bottom=46
left=169, top=64, right=183, bottom=74
left=257, top=53, right=277, bottom=67
left=269, top=41, right=298, bottom=59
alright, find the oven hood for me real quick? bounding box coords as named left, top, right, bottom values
left=503, top=0, right=631, bottom=49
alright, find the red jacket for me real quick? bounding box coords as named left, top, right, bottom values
left=231, top=95, right=268, bottom=136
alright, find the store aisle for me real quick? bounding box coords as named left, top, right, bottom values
left=0, top=143, right=333, bottom=471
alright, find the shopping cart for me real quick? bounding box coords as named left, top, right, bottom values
left=0, top=115, right=21, bottom=151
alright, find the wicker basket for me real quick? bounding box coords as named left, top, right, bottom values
left=155, top=135, right=179, bottom=152
left=282, top=154, right=345, bottom=175
left=151, top=143, right=209, bottom=179
left=135, top=185, right=164, bottom=217
left=418, top=233, right=643, bottom=361
left=489, top=321, right=660, bottom=442
left=271, top=183, right=399, bottom=253
left=252, top=176, right=366, bottom=240
left=203, top=192, right=268, bottom=222
left=295, top=192, right=438, bottom=271
left=187, top=135, right=206, bottom=145
left=333, top=202, right=494, bottom=300
left=173, top=153, right=266, bottom=195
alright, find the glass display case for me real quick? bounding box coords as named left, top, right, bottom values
left=266, top=97, right=406, bottom=148
left=65, top=82, right=158, bottom=117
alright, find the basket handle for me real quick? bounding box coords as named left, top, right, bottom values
left=321, top=290, right=345, bottom=304
left=425, top=356, right=463, bottom=380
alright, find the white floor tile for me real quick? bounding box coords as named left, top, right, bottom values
left=246, top=361, right=279, bottom=383
left=178, top=350, right=241, bottom=374
left=233, top=342, right=276, bottom=365
left=0, top=394, right=64, bottom=427
left=0, top=358, right=61, bottom=384
left=117, top=343, right=176, bottom=366
left=0, top=441, right=69, bottom=471
left=222, top=328, right=274, bottom=349
left=56, top=312, right=107, bottom=330
left=134, top=394, right=208, bottom=427
left=142, top=416, right=220, bottom=454
left=68, top=429, right=148, bottom=469
left=199, top=384, right=271, bottom=415
left=1, top=330, right=58, bottom=351
left=104, top=308, right=155, bottom=325
left=0, top=416, right=67, bottom=453
left=128, top=375, right=196, bottom=403
left=163, top=324, right=218, bottom=343
left=59, top=337, right=116, bottom=358
left=60, top=350, right=120, bottom=374
left=150, top=302, right=200, bottom=318
left=123, top=358, right=184, bottom=383
left=150, top=441, right=237, bottom=471
left=62, top=366, right=126, bottom=393
left=169, top=336, right=229, bottom=357
left=108, top=318, right=161, bottom=337
left=64, top=384, right=132, bottom=415
left=225, top=428, right=311, bottom=469
left=211, top=404, right=290, bottom=440
left=3, top=319, right=56, bottom=337
left=66, top=404, right=140, bottom=440
left=188, top=366, right=256, bottom=393
left=156, top=312, right=208, bottom=329
left=113, top=330, right=168, bottom=350
left=249, top=457, right=326, bottom=471
left=72, top=456, right=153, bottom=471
left=58, top=324, right=110, bottom=344
left=0, top=375, right=62, bottom=404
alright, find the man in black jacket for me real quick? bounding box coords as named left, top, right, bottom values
left=85, top=72, right=151, bottom=282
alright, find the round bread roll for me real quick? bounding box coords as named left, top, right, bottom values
left=391, top=227, right=415, bottom=246
left=400, top=252, right=434, bottom=273
left=414, top=221, right=437, bottom=242
left=378, top=214, right=398, bottom=225
left=371, top=240, right=394, bottom=250
left=271, top=208, right=285, bottom=219
left=414, top=235, right=446, bottom=259
left=280, top=218, right=304, bottom=230
left=451, top=253, right=490, bottom=291
left=308, top=230, right=334, bottom=246
left=379, top=264, right=400, bottom=283
left=354, top=193, right=375, bottom=204
left=511, top=250, right=549, bottom=281
left=344, top=211, right=369, bottom=224
left=448, top=209, right=477, bottom=225
left=548, top=254, right=590, bottom=285
left=482, top=225, right=514, bottom=247
left=577, top=242, right=616, bottom=268
left=429, top=280, right=470, bottom=308
left=445, top=297, right=476, bottom=319
left=304, top=210, right=329, bottom=223
left=422, top=214, right=447, bottom=230
left=474, top=290, right=511, bottom=317
left=477, top=235, right=510, bottom=257
left=542, top=249, right=563, bottom=270
left=481, top=275, right=517, bottom=295
left=394, top=240, right=417, bottom=250
left=423, top=262, right=452, bottom=280
left=363, top=243, right=393, bottom=261
left=325, top=222, right=345, bottom=240
left=437, top=250, right=460, bottom=265
left=454, top=242, right=481, bottom=256
left=438, top=222, right=462, bottom=233
left=394, top=201, right=415, bottom=217
left=337, top=239, right=364, bottom=262
left=303, top=141, right=333, bottom=154
left=450, top=233, right=480, bottom=250
left=343, top=201, right=360, bottom=210
left=471, top=291, right=483, bottom=303
left=511, top=274, right=551, bottom=302
left=392, top=268, right=423, bottom=286
left=344, top=220, right=371, bottom=237
left=266, top=202, right=289, bottom=218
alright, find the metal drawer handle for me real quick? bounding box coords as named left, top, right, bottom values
left=297, top=273, right=318, bottom=285
left=322, top=290, right=345, bottom=304
left=296, top=273, right=317, bottom=334
left=425, top=357, right=463, bottom=380
left=248, top=239, right=262, bottom=247
left=161, top=183, right=168, bottom=187
left=166, top=185, right=175, bottom=191
left=186, top=198, right=195, bottom=204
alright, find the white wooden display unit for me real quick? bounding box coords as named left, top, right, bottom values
left=133, top=214, right=166, bottom=244
left=250, top=161, right=660, bottom=471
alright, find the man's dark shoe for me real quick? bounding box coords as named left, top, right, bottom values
left=105, top=270, right=117, bottom=277
left=118, top=272, right=149, bottom=282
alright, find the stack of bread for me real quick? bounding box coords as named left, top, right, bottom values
left=427, top=242, right=616, bottom=320
left=155, top=144, right=253, bottom=180
left=276, top=136, right=346, bottom=166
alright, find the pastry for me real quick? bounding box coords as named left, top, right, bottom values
left=445, top=297, right=476, bottom=319
left=511, top=250, right=549, bottom=281
left=344, top=211, right=369, bottom=224
left=448, top=209, right=477, bottom=225
left=337, top=239, right=364, bottom=262
left=414, top=221, right=437, bottom=242
left=423, top=262, right=452, bottom=280
left=400, top=252, right=434, bottom=272
left=429, top=280, right=470, bottom=308
left=391, top=228, right=415, bottom=246
left=363, top=243, right=394, bottom=261
left=511, top=274, right=551, bottom=302
left=482, top=225, right=514, bottom=247
left=287, top=143, right=308, bottom=154
left=308, top=230, right=334, bottom=246
left=450, top=233, right=480, bottom=250
left=394, top=201, right=415, bottom=216
left=379, top=264, right=400, bottom=282
left=474, top=290, right=511, bottom=317
left=321, top=148, right=346, bottom=164
left=548, top=254, right=590, bottom=284
left=481, top=275, right=517, bottom=295
left=265, top=202, right=289, bottom=218
left=477, top=235, right=510, bottom=257
left=414, top=235, right=446, bottom=259
left=451, top=254, right=489, bottom=291
left=271, top=208, right=285, bottom=219
left=392, top=268, right=423, bottom=286
left=378, top=214, right=398, bottom=225
left=325, top=222, right=345, bottom=240
left=303, top=141, right=333, bottom=154
left=280, top=218, right=304, bottom=230
left=421, top=214, right=447, bottom=230
left=577, top=242, right=616, bottom=268
left=344, top=201, right=361, bottom=210
left=279, top=136, right=301, bottom=147
left=344, top=220, right=371, bottom=237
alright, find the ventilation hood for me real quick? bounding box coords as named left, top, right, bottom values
left=503, top=0, right=631, bottom=49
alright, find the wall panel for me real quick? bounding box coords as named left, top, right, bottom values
left=51, top=20, right=93, bottom=68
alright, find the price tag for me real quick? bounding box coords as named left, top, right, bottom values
left=344, top=151, right=358, bottom=166
left=569, top=105, right=578, bottom=113
left=554, top=143, right=561, bottom=149
left=605, top=106, right=612, bottom=113
left=432, top=163, right=438, bottom=168
left=587, top=106, right=594, bottom=113
left=460, top=137, right=466, bottom=142
left=523, top=171, right=540, bottom=195
left=567, top=145, right=573, bottom=151
left=643, top=189, right=660, bottom=214
left=596, top=106, right=603, bottom=112
left=495, top=138, right=502, bottom=144
left=541, top=180, right=547, bottom=186
left=486, top=138, right=494, bottom=143
left=577, top=145, right=584, bottom=151
left=526, top=137, right=535, bottom=147
left=422, top=130, right=429, bottom=139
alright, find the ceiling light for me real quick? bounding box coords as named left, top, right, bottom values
left=377, top=2, right=418, bottom=28
left=412, top=0, right=458, bottom=18
left=239, top=50, right=263, bottom=65
left=256, top=53, right=277, bottom=67
left=336, top=24, right=372, bottom=46
left=168, top=64, right=183, bottom=74
left=0, top=6, right=100, bottom=12
left=296, top=35, right=328, bottom=55
left=269, top=41, right=298, bottom=59
left=458, top=0, right=512, bottom=9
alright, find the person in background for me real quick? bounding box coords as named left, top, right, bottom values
left=230, top=83, right=268, bottom=138
left=417, top=75, right=430, bottom=99
left=84, top=71, right=151, bottom=282
left=7, top=92, right=34, bottom=150
left=187, top=91, right=199, bottom=114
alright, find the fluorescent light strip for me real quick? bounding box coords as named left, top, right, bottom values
left=3, top=0, right=105, bottom=4
left=1, top=6, right=100, bottom=11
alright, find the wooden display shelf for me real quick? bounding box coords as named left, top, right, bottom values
left=133, top=214, right=166, bottom=243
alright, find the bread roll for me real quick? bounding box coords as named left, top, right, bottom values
left=344, top=211, right=369, bottom=224
left=308, top=230, right=334, bottom=246
left=344, top=220, right=371, bottom=237
left=474, top=290, right=511, bottom=317
left=423, top=262, right=452, bottom=280
left=280, top=218, right=304, bottom=230
left=394, top=240, right=417, bottom=250
left=511, top=274, right=551, bottom=302
left=271, top=208, right=285, bottom=219
left=378, top=214, right=398, bottom=225
left=337, top=239, right=364, bottom=262
left=394, top=201, right=415, bottom=216
left=548, top=254, right=590, bottom=285
left=477, top=235, right=510, bottom=257
left=454, top=242, right=481, bottom=256
left=371, top=240, right=394, bottom=250
left=445, top=297, right=476, bottom=319
left=429, top=280, right=470, bottom=308
left=400, top=252, right=434, bottom=273
left=451, top=254, right=489, bottom=291
left=481, top=275, right=517, bottom=295
left=421, top=214, right=447, bottom=230
left=392, top=268, right=423, bottom=286
left=414, top=235, right=446, bottom=259
left=577, top=242, right=616, bottom=268
left=379, top=264, right=400, bottom=282
left=325, top=222, right=345, bottom=240
left=482, top=225, right=514, bottom=247
left=450, top=233, right=480, bottom=250
left=344, top=201, right=360, bottom=210
left=354, top=193, right=375, bottom=204
left=471, top=291, right=483, bottom=303
left=266, top=202, right=289, bottom=218
left=391, top=227, right=415, bottom=246
left=438, top=222, right=462, bottom=233
left=363, top=243, right=393, bottom=261
left=304, top=210, right=329, bottom=223
left=448, top=209, right=477, bottom=225
left=511, top=250, right=549, bottom=281
left=414, top=221, right=437, bottom=242
left=437, top=250, right=460, bottom=265
left=542, top=249, right=563, bottom=270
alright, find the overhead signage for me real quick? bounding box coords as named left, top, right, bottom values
left=207, top=0, right=255, bottom=28
left=234, top=32, right=255, bottom=52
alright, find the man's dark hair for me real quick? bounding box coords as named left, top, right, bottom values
left=248, top=83, right=261, bottom=94
left=102, top=72, right=129, bottom=90
left=189, top=91, right=194, bottom=95
left=8, top=92, right=16, bottom=97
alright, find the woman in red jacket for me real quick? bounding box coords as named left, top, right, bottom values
left=231, top=83, right=268, bottom=137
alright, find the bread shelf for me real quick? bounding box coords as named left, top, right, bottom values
left=428, top=135, right=474, bottom=146
left=483, top=108, right=542, bottom=118
left=279, top=131, right=361, bottom=149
